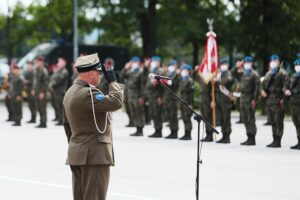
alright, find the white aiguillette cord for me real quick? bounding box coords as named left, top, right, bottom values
left=89, top=84, right=108, bottom=134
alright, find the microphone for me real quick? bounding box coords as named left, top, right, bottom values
left=148, top=73, right=172, bottom=80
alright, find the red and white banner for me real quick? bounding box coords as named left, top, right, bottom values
left=198, top=31, right=219, bottom=84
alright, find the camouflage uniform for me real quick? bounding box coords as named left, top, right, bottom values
left=216, top=71, right=234, bottom=143
left=24, top=69, right=36, bottom=122
left=240, top=69, right=260, bottom=145
left=262, top=68, right=289, bottom=147
left=193, top=72, right=214, bottom=141
left=178, top=77, right=194, bottom=140
left=5, top=72, right=14, bottom=121
left=127, top=68, right=145, bottom=135
left=289, top=74, right=300, bottom=149
left=11, top=73, right=24, bottom=125
left=164, top=74, right=180, bottom=139
left=146, top=68, right=164, bottom=137
left=119, top=67, right=134, bottom=127
left=33, top=67, right=49, bottom=127
left=49, top=67, right=69, bottom=125
left=230, top=66, right=243, bottom=123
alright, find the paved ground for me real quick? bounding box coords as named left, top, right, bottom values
left=0, top=103, right=299, bottom=200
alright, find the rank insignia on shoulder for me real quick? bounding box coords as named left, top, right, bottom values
left=95, top=93, right=105, bottom=101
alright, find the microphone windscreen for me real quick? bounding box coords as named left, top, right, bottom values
left=148, top=73, right=155, bottom=79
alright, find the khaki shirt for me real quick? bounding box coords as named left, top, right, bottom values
left=63, top=79, right=124, bottom=166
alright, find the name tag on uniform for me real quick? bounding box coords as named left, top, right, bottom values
left=95, top=93, right=105, bottom=101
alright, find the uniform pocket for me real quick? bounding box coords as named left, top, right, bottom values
left=97, top=135, right=112, bottom=143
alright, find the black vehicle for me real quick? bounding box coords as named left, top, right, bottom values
left=18, top=42, right=129, bottom=76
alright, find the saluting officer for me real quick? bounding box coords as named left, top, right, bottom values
left=63, top=53, right=124, bottom=200
left=261, top=55, right=290, bottom=148
left=239, top=56, right=260, bottom=146
left=285, top=59, right=300, bottom=149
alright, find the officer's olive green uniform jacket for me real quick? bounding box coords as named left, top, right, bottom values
left=63, top=80, right=124, bottom=166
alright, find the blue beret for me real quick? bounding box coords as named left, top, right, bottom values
left=270, top=54, right=280, bottom=61
left=182, top=64, right=192, bottom=71
left=130, top=56, right=140, bottom=62
left=168, top=59, right=177, bottom=66
left=244, top=56, right=253, bottom=62
left=151, top=56, right=161, bottom=61
left=294, top=59, right=300, bottom=65
left=220, top=58, right=229, bottom=65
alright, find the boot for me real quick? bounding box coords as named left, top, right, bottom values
left=266, top=135, right=276, bottom=147
left=241, top=133, right=250, bottom=145
left=130, top=127, right=143, bottom=136
left=27, top=117, right=36, bottom=123
left=36, top=123, right=47, bottom=128
left=245, top=134, right=256, bottom=146
left=179, top=130, right=192, bottom=140
left=290, top=136, right=300, bottom=150
left=125, top=121, right=135, bottom=127
left=217, top=133, right=230, bottom=144
left=148, top=129, right=162, bottom=138
left=165, top=130, right=178, bottom=139
left=201, top=132, right=213, bottom=142
left=270, top=136, right=282, bottom=148
left=12, top=121, right=21, bottom=126
left=52, top=117, right=58, bottom=122
left=55, top=121, right=63, bottom=126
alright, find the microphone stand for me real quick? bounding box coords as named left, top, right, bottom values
left=156, top=78, right=219, bottom=200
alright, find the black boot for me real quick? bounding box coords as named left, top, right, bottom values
left=179, top=130, right=192, bottom=140
left=201, top=132, right=213, bottom=142
left=55, top=121, right=63, bottom=126
left=217, top=133, right=230, bottom=144
left=148, top=129, right=162, bottom=138
left=36, top=123, right=47, bottom=128
left=240, top=133, right=250, bottom=145
left=270, top=136, right=281, bottom=148
left=165, top=130, right=178, bottom=139
left=27, top=116, right=36, bottom=123
left=6, top=116, right=14, bottom=122
left=245, top=134, right=256, bottom=146
left=12, top=121, right=21, bottom=126
left=266, top=135, right=276, bottom=147
left=290, top=137, right=300, bottom=150
left=52, top=117, right=58, bottom=122
left=130, top=127, right=144, bottom=136
left=263, top=121, right=271, bottom=126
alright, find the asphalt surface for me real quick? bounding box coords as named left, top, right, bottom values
left=0, top=103, right=299, bottom=200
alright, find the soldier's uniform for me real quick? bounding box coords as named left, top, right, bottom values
left=262, top=55, right=289, bottom=148
left=125, top=57, right=146, bottom=136
left=32, top=56, right=49, bottom=128
left=23, top=63, right=37, bottom=123
left=119, top=66, right=134, bottom=127
left=239, top=56, right=260, bottom=145
left=216, top=59, right=234, bottom=144
left=178, top=65, right=194, bottom=140
left=230, top=62, right=244, bottom=123
left=193, top=71, right=214, bottom=141
left=164, top=62, right=180, bottom=139
left=11, top=65, right=24, bottom=126
left=146, top=56, right=164, bottom=138
left=63, top=53, right=124, bottom=200
left=5, top=71, right=14, bottom=121
left=49, top=65, right=69, bottom=125
left=289, top=59, right=300, bottom=149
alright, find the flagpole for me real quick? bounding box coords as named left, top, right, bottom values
left=207, top=18, right=217, bottom=136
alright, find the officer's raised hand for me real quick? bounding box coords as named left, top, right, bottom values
left=101, top=64, right=117, bottom=83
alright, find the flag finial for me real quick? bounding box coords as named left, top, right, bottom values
left=207, top=18, right=214, bottom=32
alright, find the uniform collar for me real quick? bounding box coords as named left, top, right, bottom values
left=74, top=79, right=89, bottom=87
